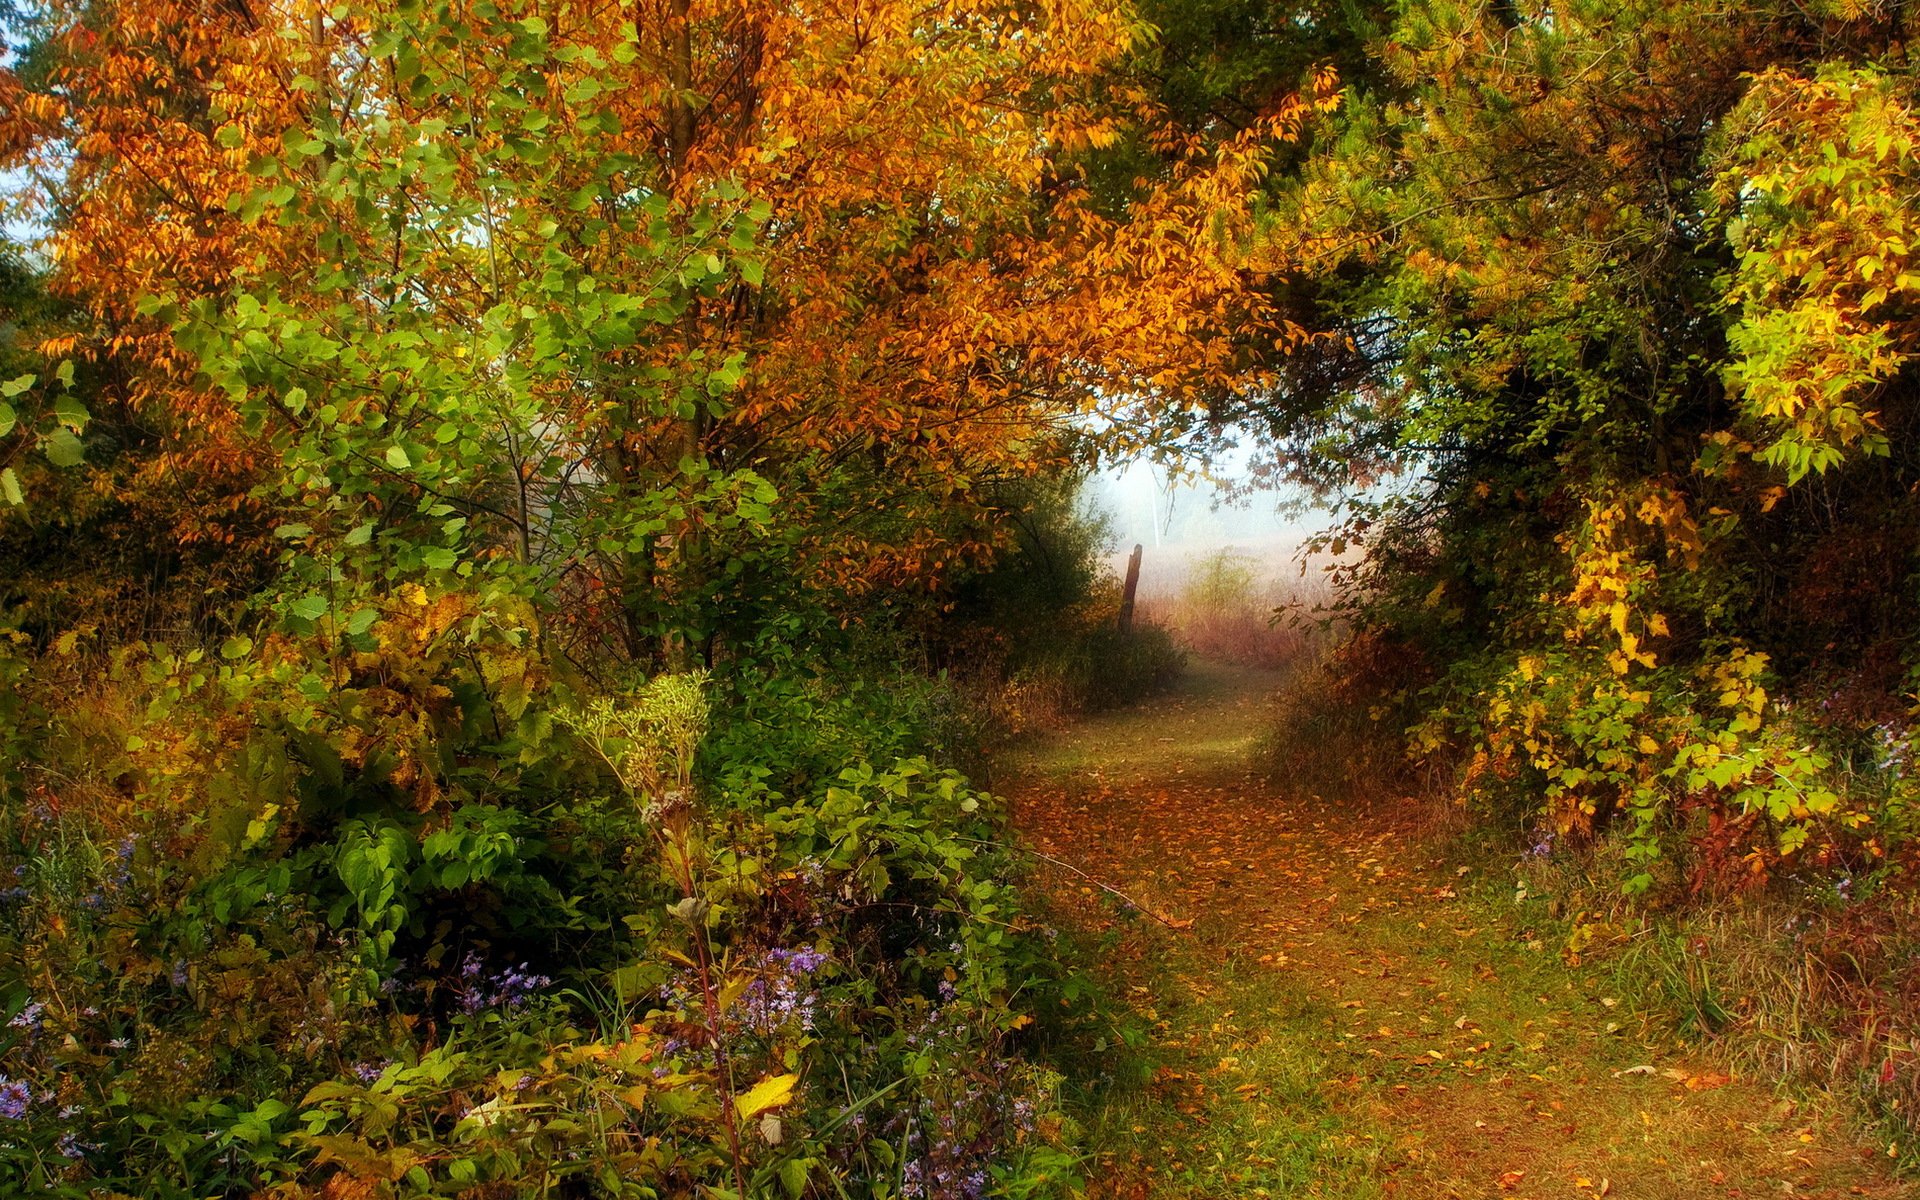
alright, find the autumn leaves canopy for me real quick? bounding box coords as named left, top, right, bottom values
left=1, top=0, right=1335, bottom=664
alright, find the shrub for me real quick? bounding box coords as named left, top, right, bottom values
left=0, top=652, right=1084, bottom=1197
left=936, top=476, right=1187, bottom=737
left=1257, top=627, right=1439, bottom=806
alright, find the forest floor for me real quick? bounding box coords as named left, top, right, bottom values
left=1002, top=658, right=1910, bottom=1200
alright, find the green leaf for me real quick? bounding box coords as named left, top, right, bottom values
left=53, top=395, right=89, bottom=432
left=0, top=467, right=21, bottom=507
left=385, top=445, right=411, bottom=470
left=289, top=595, right=330, bottom=622
left=54, top=360, right=74, bottom=388
left=0, top=401, right=15, bottom=437
left=43, top=427, right=84, bottom=468
left=1, top=374, right=34, bottom=398
left=345, top=608, right=379, bottom=635
left=221, top=636, right=254, bottom=659
left=343, top=522, right=375, bottom=546
left=421, top=547, right=457, bottom=570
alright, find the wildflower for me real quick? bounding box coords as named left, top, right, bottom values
left=57, top=1131, right=92, bottom=1159
left=108, top=837, right=135, bottom=890
left=8, top=1002, right=45, bottom=1033
left=106, top=1037, right=130, bottom=1051
left=452, top=954, right=551, bottom=1013
left=350, top=1060, right=390, bottom=1084
left=0, top=1077, right=31, bottom=1119
left=491, top=964, right=551, bottom=1009
left=739, top=946, right=829, bottom=1033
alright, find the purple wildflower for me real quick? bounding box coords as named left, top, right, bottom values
left=452, top=953, right=551, bottom=1014
left=9, top=1002, right=44, bottom=1033
left=0, top=1077, right=31, bottom=1120
left=110, top=836, right=135, bottom=886
left=739, top=946, right=829, bottom=1033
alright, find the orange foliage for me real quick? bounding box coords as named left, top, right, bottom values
left=3, top=0, right=1336, bottom=597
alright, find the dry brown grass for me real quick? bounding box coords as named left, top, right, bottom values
left=1133, top=549, right=1336, bottom=671
left=1508, top=832, right=1920, bottom=1160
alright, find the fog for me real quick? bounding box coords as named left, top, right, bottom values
left=1085, top=457, right=1331, bottom=598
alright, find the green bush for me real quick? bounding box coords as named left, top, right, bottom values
left=936, top=475, right=1186, bottom=735
left=0, top=655, right=1084, bottom=1198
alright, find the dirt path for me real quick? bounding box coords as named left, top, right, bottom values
left=1005, top=660, right=1907, bottom=1200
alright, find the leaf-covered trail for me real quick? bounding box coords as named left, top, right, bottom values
left=1004, top=660, right=1906, bottom=1199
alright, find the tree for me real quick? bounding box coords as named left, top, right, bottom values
left=3, top=0, right=1339, bottom=663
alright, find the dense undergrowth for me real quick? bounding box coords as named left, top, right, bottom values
left=0, top=435, right=1178, bottom=1199
left=0, top=625, right=1115, bottom=1197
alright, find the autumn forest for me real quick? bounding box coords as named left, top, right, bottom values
left=4, top=0, right=1920, bottom=1196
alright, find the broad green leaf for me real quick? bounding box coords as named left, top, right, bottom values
left=43, top=427, right=84, bottom=467
left=53, top=395, right=89, bottom=431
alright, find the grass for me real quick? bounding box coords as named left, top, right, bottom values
left=1132, top=550, right=1335, bottom=673
left=1006, top=656, right=1912, bottom=1198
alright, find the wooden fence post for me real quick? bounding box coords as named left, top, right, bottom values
left=1118, top=543, right=1143, bottom=634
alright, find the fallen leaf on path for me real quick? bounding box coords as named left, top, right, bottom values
left=1497, top=1169, right=1527, bottom=1189
left=1662, top=1068, right=1731, bottom=1090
